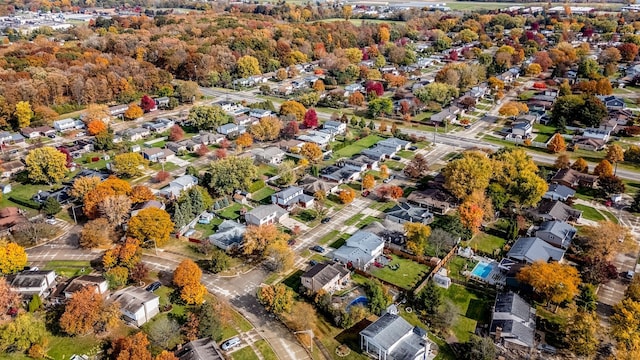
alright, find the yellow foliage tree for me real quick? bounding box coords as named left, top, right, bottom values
left=25, top=147, right=68, bottom=184
left=173, top=259, right=202, bottom=288
left=547, top=133, right=567, bottom=153
left=379, top=164, right=389, bottom=179
left=236, top=133, right=253, bottom=150
left=69, top=176, right=101, bottom=201
left=362, top=174, right=375, bottom=190
left=180, top=283, right=207, bottom=305
left=243, top=224, right=290, bottom=256
left=250, top=116, right=282, bottom=141
left=404, top=222, right=431, bottom=256
left=593, top=159, right=614, bottom=178
left=0, top=242, right=28, bottom=275
left=112, top=152, right=146, bottom=178
left=517, top=261, right=581, bottom=306
left=237, top=55, right=262, bottom=78
left=279, top=100, right=306, bottom=121
left=127, top=208, right=174, bottom=247
left=338, top=188, right=356, bottom=204
left=15, top=101, right=33, bottom=128
left=300, top=142, right=322, bottom=163
left=124, top=104, right=143, bottom=120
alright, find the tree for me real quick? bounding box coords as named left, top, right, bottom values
left=257, top=284, right=294, bottom=314
left=25, top=147, right=67, bottom=184
left=416, top=280, right=442, bottom=315
left=404, top=222, right=431, bottom=256
left=69, top=176, right=101, bottom=201
left=87, top=119, right=107, bottom=135
left=414, top=82, right=458, bottom=106
left=95, top=130, right=115, bottom=151
left=79, top=218, right=114, bottom=248
left=459, top=201, right=484, bottom=234
left=581, top=221, right=631, bottom=262
left=60, top=286, right=119, bottom=335
left=526, top=63, right=542, bottom=76
left=173, top=259, right=202, bottom=289
left=517, top=261, right=581, bottom=306
left=180, top=283, right=207, bottom=305
left=0, top=277, right=20, bottom=320
left=362, top=174, right=375, bottom=190
left=342, top=4, right=353, bottom=20
left=130, top=185, right=155, bottom=204
left=0, top=242, right=27, bottom=275
left=300, top=142, right=322, bottom=163
left=367, top=97, right=393, bottom=117
left=403, top=154, right=429, bottom=178
left=377, top=185, right=404, bottom=201
left=188, top=105, right=232, bottom=131
left=599, top=47, right=622, bottom=66
left=277, top=160, right=298, bottom=186
left=265, top=240, right=295, bottom=272
left=610, top=298, right=640, bottom=355
left=110, top=332, right=152, bottom=360
left=99, top=195, right=132, bottom=227
left=195, top=301, right=224, bottom=341
left=443, top=151, right=492, bottom=199
left=348, top=91, right=365, bottom=107
left=625, top=145, right=640, bottom=164
left=127, top=208, right=174, bottom=247
left=156, top=351, right=179, bottom=360
left=533, top=51, right=553, bottom=71
left=208, top=156, right=257, bottom=195
left=235, top=133, right=253, bottom=150
left=210, top=248, right=231, bottom=274
left=83, top=104, right=109, bottom=123
left=282, top=120, right=299, bottom=139
left=279, top=100, right=306, bottom=122
left=124, top=104, right=143, bottom=120
left=313, top=80, right=325, bottom=92
left=84, top=177, right=132, bottom=219
left=498, top=101, right=528, bottom=118
left=379, top=164, right=389, bottom=179
left=112, top=152, right=145, bottom=178
left=303, top=108, right=318, bottom=129
left=130, top=263, right=149, bottom=284
left=576, top=284, right=598, bottom=312
left=606, top=144, right=625, bottom=175
left=547, top=133, right=566, bottom=153
left=15, top=101, right=33, bottom=128
left=250, top=116, right=282, bottom=141
left=243, top=224, right=289, bottom=256
left=599, top=175, right=625, bottom=196
left=571, top=157, right=589, bottom=173
left=42, top=197, right=61, bottom=216
left=619, top=43, right=639, bottom=62
left=555, top=153, right=571, bottom=169
left=338, top=188, right=356, bottom=204
left=0, top=313, right=46, bottom=353
left=103, top=237, right=142, bottom=271
left=364, top=279, right=391, bottom=315
left=594, top=159, right=614, bottom=178
left=140, top=95, right=156, bottom=113
left=168, top=125, right=185, bottom=141
left=237, top=55, right=261, bottom=78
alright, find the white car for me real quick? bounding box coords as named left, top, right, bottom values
left=221, top=337, right=241, bottom=351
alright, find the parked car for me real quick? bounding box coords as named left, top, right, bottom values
left=45, top=218, right=57, bottom=225
left=408, top=146, right=417, bottom=151
left=47, top=133, right=56, bottom=139
left=75, top=132, right=86, bottom=138
left=221, top=337, right=241, bottom=351
left=391, top=156, right=401, bottom=161
left=309, top=260, right=318, bottom=266
left=383, top=178, right=392, bottom=183
left=311, top=245, right=325, bottom=253
left=362, top=190, right=370, bottom=197
left=146, top=281, right=162, bottom=292
left=321, top=217, right=331, bottom=224
left=287, top=239, right=296, bottom=246
left=623, top=271, right=635, bottom=281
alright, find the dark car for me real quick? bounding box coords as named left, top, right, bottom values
left=287, top=239, right=296, bottom=246
left=321, top=217, right=331, bottom=224
left=391, top=156, right=401, bottom=161
left=311, top=245, right=325, bottom=253
left=47, top=133, right=56, bottom=139
left=309, top=260, right=318, bottom=266
left=146, top=281, right=162, bottom=292
left=408, top=146, right=418, bottom=151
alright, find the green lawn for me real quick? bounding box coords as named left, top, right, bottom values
left=216, top=203, right=250, bottom=220
left=230, top=309, right=253, bottom=332
left=601, top=209, right=620, bottom=224
left=329, top=233, right=351, bottom=249
left=257, top=164, right=278, bottom=177
left=251, top=187, right=275, bottom=203
left=231, top=346, right=259, bottom=360
left=334, top=135, right=384, bottom=158
left=384, top=160, right=404, bottom=171
left=446, top=256, right=477, bottom=282
left=573, top=204, right=606, bottom=222
left=194, top=222, right=216, bottom=238
left=397, top=150, right=414, bottom=160
left=466, top=232, right=506, bottom=257
left=356, top=216, right=380, bottom=229
left=47, top=334, right=102, bottom=360
left=344, top=214, right=364, bottom=226
left=369, top=254, right=429, bottom=290
left=155, top=286, right=187, bottom=317
left=44, top=260, right=93, bottom=278
left=443, top=284, right=494, bottom=342
left=254, top=340, right=278, bottom=360
left=318, top=230, right=341, bottom=245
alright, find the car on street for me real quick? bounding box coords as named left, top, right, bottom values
left=321, top=217, right=331, bottom=224
left=408, top=146, right=417, bottom=151
left=146, top=281, right=162, bottom=292
left=623, top=271, right=635, bottom=281
left=221, top=337, right=241, bottom=351
left=287, top=239, right=296, bottom=246
left=391, top=156, right=401, bottom=161
left=383, top=178, right=391, bottom=183
left=47, top=134, right=56, bottom=139
left=75, top=132, right=86, bottom=138
left=464, top=124, right=471, bottom=129
left=311, top=245, right=325, bottom=253
left=309, top=260, right=318, bottom=266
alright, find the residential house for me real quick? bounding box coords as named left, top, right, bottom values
left=533, top=199, right=583, bottom=222
left=535, top=220, right=576, bottom=249
left=271, top=186, right=314, bottom=209
left=573, top=136, right=605, bottom=151
left=490, top=292, right=536, bottom=349
left=345, top=155, right=379, bottom=171
left=109, top=105, right=129, bottom=117
left=299, top=175, right=339, bottom=196
left=120, top=127, right=151, bottom=141
left=216, top=123, right=240, bottom=136
left=542, top=184, right=575, bottom=202
left=278, top=139, right=306, bottom=152
left=469, top=85, right=488, bottom=99
left=63, top=275, right=109, bottom=298
left=550, top=168, right=598, bottom=189
left=53, top=118, right=76, bottom=132
left=320, top=164, right=363, bottom=183
left=506, top=237, right=566, bottom=263
left=301, top=262, right=350, bottom=294
left=251, top=147, right=285, bottom=165
left=429, top=106, right=461, bottom=125
left=20, top=127, right=42, bottom=139
left=297, top=131, right=332, bottom=148
left=1, top=160, right=25, bottom=178
left=142, top=148, right=174, bottom=163
left=0, top=207, right=27, bottom=236
left=361, top=146, right=396, bottom=161
left=192, top=132, right=224, bottom=145
left=32, top=188, right=71, bottom=205
left=581, top=127, right=611, bottom=142
left=0, top=131, right=13, bottom=144
left=510, top=121, right=533, bottom=139
left=155, top=97, right=170, bottom=109
left=245, top=204, right=288, bottom=227
left=131, top=200, right=165, bottom=217
left=159, top=175, right=198, bottom=198
left=377, top=137, right=411, bottom=151
left=323, top=120, right=347, bottom=135
left=111, top=286, right=160, bottom=326
left=175, top=338, right=224, bottom=360
left=249, top=108, right=273, bottom=119
left=344, top=83, right=365, bottom=95
left=598, top=95, right=626, bottom=110
left=385, top=202, right=434, bottom=227
left=360, top=313, right=435, bottom=360
left=8, top=270, right=57, bottom=298
left=333, top=231, right=385, bottom=270
left=208, top=220, right=247, bottom=251
left=407, top=189, right=456, bottom=215
left=235, top=114, right=258, bottom=127
left=143, top=118, right=174, bottom=133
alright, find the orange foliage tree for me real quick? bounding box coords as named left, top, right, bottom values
left=547, top=133, right=567, bottom=153
left=87, top=120, right=107, bottom=135
left=362, top=174, right=375, bottom=190
left=338, top=188, right=356, bottom=204
left=459, top=201, right=484, bottom=234
left=110, top=332, right=152, bottom=360
left=83, top=177, right=132, bottom=219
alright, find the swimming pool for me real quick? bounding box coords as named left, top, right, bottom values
left=471, top=261, right=494, bottom=279
left=346, top=296, right=369, bottom=313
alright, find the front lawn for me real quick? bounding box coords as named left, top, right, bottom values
left=257, top=164, right=278, bottom=178
left=254, top=340, right=278, bottom=360
left=333, top=135, right=384, bottom=158
left=397, top=150, right=414, bottom=159
left=344, top=214, right=364, bottom=226
left=384, top=160, right=404, bottom=171
left=44, top=260, right=93, bottom=278
left=573, top=204, right=606, bottom=222
left=368, top=254, right=429, bottom=290
left=47, top=334, right=102, bottom=360
left=466, top=232, right=506, bottom=257
left=318, top=230, right=341, bottom=245
left=251, top=187, right=275, bottom=203
left=231, top=346, right=259, bottom=360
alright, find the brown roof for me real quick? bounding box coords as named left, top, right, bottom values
left=550, top=168, right=597, bottom=187
left=407, top=188, right=456, bottom=210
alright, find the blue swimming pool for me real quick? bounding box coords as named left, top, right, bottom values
left=346, top=296, right=369, bottom=313
left=471, top=261, right=494, bottom=279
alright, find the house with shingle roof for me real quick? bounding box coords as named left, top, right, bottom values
left=542, top=184, right=575, bottom=202
left=301, top=262, right=350, bottom=294
left=245, top=204, right=288, bottom=227
left=208, top=220, right=247, bottom=251
left=533, top=199, right=582, bottom=222
left=360, top=313, right=435, bottom=360
left=490, top=292, right=536, bottom=349
left=111, top=287, right=160, bottom=326
left=550, top=168, right=597, bottom=189
left=506, top=237, right=566, bottom=264
left=535, top=221, right=576, bottom=249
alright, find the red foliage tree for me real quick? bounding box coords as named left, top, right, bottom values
left=618, top=43, right=639, bottom=62
left=365, top=81, right=384, bottom=97
left=303, top=108, right=318, bottom=129
left=140, top=95, right=156, bottom=113
left=282, top=121, right=300, bottom=139
left=196, top=144, right=210, bottom=157
left=169, top=125, right=185, bottom=141
left=154, top=171, right=170, bottom=183
left=215, top=148, right=226, bottom=159
left=220, top=139, right=230, bottom=149
left=449, top=50, right=458, bottom=61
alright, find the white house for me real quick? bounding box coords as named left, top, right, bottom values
left=63, top=275, right=109, bottom=298
left=209, top=220, right=247, bottom=251
left=301, top=262, right=350, bottom=294
left=8, top=270, right=57, bottom=298
left=271, top=186, right=314, bottom=209
left=245, top=204, right=288, bottom=226
left=53, top=118, right=76, bottom=132
left=159, top=175, right=198, bottom=198
left=360, top=313, right=435, bottom=360
left=323, top=120, right=347, bottom=135
left=249, top=109, right=273, bottom=119
left=251, top=147, right=285, bottom=165
left=111, top=286, right=160, bottom=326
left=333, top=231, right=385, bottom=270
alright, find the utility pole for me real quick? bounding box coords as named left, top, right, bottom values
left=294, top=330, right=314, bottom=352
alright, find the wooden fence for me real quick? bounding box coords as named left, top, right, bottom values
left=413, top=244, right=458, bottom=295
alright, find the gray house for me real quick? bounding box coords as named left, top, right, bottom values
left=385, top=202, right=434, bottom=226
left=535, top=221, right=576, bottom=249
left=542, top=184, right=575, bottom=202
left=506, top=237, right=565, bottom=264
left=111, top=287, right=160, bottom=326
left=271, top=186, right=314, bottom=209
left=176, top=338, right=224, bottom=360
left=245, top=204, right=288, bottom=227
left=360, top=313, right=435, bottom=360
left=490, top=292, right=536, bottom=349
left=208, top=220, right=247, bottom=251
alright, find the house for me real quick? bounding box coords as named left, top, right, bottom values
left=271, top=186, right=314, bottom=209
left=301, top=262, right=350, bottom=294
left=21, top=127, right=42, bottom=139
left=430, top=106, right=461, bottom=125
left=345, top=155, right=379, bottom=171
left=208, top=220, right=247, bottom=251
left=131, top=200, right=165, bottom=217
left=550, top=168, right=598, bottom=189
left=1, top=160, right=25, bottom=178
left=235, top=114, right=258, bottom=127
left=297, top=131, right=332, bottom=148
left=510, top=121, right=532, bottom=138
left=344, top=83, right=365, bottom=95
left=8, top=270, right=57, bottom=298
left=386, top=202, right=434, bottom=226
left=299, top=175, right=339, bottom=196
left=407, top=189, right=456, bottom=215
left=543, top=184, right=576, bottom=202
left=63, top=275, right=109, bottom=298
left=53, top=118, right=76, bottom=132
left=581, top=127, right=611, bottom=142
left=323, top=120, right=347, bottom=135
left=111, top=286, right=160, bottom=326
left=245, top=204, right=288, bottom=227
left=360, top=313, right=435, bottom=360
left=155, top=97, right=170, bottom=109
left=143, top=118, right=174, bottom=133
left=533, top=199, right=582, bottom=222
left=175, top=338, right=224, bottom=360
left=378, top=137, right=411, bottom=151
left=192, top=132, right=224, bottom=145
left=598, top=95, right=626, bottom=110
left=490, top=292, right=536, bottom=349
left=216, top=123, right=240, bottom=136
left=32, top=188, right=71, bottom=205
left=320, top=164, right=363, bottom=183
left=251, top=147, right=285, bottom=165
left=278, top=139, right=306, bottom=152
left=120, top=127, right=151, bottom=141
left=333, top=231, right=385, bottom=270
left=109, top=105, right=129, bottom=117
left=535, top=220, right=577, bottom=249
left=142, top=148, right=170, bottom=162
left=0, top=131, right=14, bottom=144
left=249, top=108, right=273, bottom=119
left=469, top=85, right=488, bottom=99
left=159, top=175, right=198, bottom=198
left=506, top=237, right=566, bottom=263
left=573, top=136, right=606, bottom=151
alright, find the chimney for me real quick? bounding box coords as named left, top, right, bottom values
left=494, top=326, right=502, bottom=342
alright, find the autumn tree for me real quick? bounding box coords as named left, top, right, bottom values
left=338, top=188, right=356, bottom=204
left=168, top=125, right=185, bottom=141
left=517, top=261, right=581, bottom=306
left=279, top=100, right=306, bottom=122
left=127, top=208, right=174, bottom=247
left=0, top=277, right=20, bottom=321
left=25, top=147, right=67, bottom=184
left=403, top=153, right=429, bottom=179
left=110, top=332, right=152, bottom=360
left=112, top=152, right=145, bottom=178
left=173, top=259, right=206, bottom=305
left=250, top=116, right=282, bottom=141
left=498, top=101, right=528, bottom=118
left=265, top=240, right=295, bottom=272
left=571, top=157, right=589, bottom=173
left=443, top=150, right=492, bottom=199
left=243, top=224, right=289, bottom=256
left=376, top=185, right=403, bottom=201
left=0, top=313, right=46, bottom=354
left=87, top=120, right=107, bottom=136
left=124, top=104, right=143, bottom=120
left=581, top=221, right=631, bottom=262
left=103, top=238, right=142, bottom=271
left=300, top=142, right=322, bottom=163
left=281, top=120, right=299, bottom=139
left=83, top=104, right=109, bottom=123
left=208, top=156, right=257, bottom=195
left=348, top=91, right=365, bottom=107
left=257, top=284, right=294, bottom=314
left=362, top=174, right=375, bottom=190
left=130, top=185, right=155, bottom=204
left=555, top=153, right=571, bottom=169
left=547, top=133, right=566, bottom=153
left=235, top=133, right=253, bottom=151
left=618, top=43, right=639, bottom=62
left=594, top=159, right=614, bottom=178
left=526, top=63, right=542, bottom=76
left=459, top=201, right=484, bottom=234
left=156, top=351, right=179, bottom=360
left=80, top=218, right=114, bottom=248
left=404, top=222, right=431, bottom=256
left=60, top=286, right=120, bottom=335
left=188, top=105, right=232, bottom=131
left=237, top=55, right=262, bottom=78
left=303, top=108, right=318, bottom=129
left=15, top=101, right=33, bottom=128
left=0, top=242, right=28, bottom=275
left=606, top=144, right=625, bottom=175
left=83, top=177, right=132, bottom=219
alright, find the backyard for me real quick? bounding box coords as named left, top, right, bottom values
left=466, top=232, right=506, bottom=257
left=216, top=203, right=250, bottom=220
left=443, top=284, right=494, bottom=343
left=333, top=135, right=384, bottom=158
left=368, top=254, right=429, bottom=290
left=251, top=186, right=276, bottom=203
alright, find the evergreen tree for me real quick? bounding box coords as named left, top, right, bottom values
left=417, top=280, right=442, bottom=315
left=173, top=205, right=187, bottom=230
left=42, top=197, right=61, bottom=216
left=368, top=120, right=375, bottom=130
left=358, top=118, right=367, bottom=128
left=188, top=188, right=205, bottom=214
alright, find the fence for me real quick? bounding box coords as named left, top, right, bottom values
left=353, top=268, right=405, bottom=293
left=413, top=244, right=458, bottom=295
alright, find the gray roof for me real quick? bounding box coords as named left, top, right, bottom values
left=494, top=292, right=532, bottom=321
left=172, top=175, right=198, bottom=188
left=490, top=292, right=536, bottom=348
left=543, top=184, right=575, bottom=200
left=535, top=221, right=576, bottom=248
left=246, top=204, right=286, bottom=220
left=362, top=146, right=395, bottom=160
left=324, top=120, right=343, bottom=129
left=209, top=220, right=247, bottom=248
left=273, top=186, right=302, bottom=200
left=176, top=338, right=224, bottom=360
left=378, top=137, right=410, bottom=148
left=490, top=319, right=535, bottom=348
left=536, top=199, right=582, bottom=222
left=302, top=262, right=350, bottom=287
left=506, top=237, right=565, bottom=263
left=361, top=313, right=429, bottom=360
left=386, top=202, right=433, bottom=224
left=9, top=270, right=55, bottom=289
left=346, top=231, right=384, bottom=252
left=299, top=175, right=336, bottom=195
left=112, top=287, right=159, bottom=314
